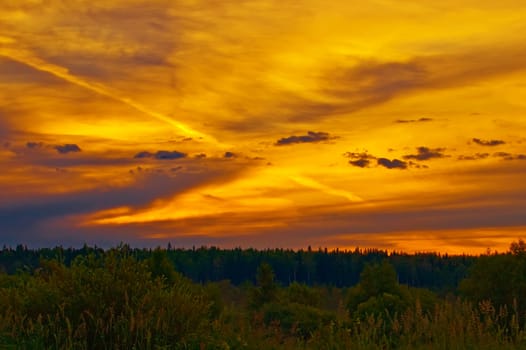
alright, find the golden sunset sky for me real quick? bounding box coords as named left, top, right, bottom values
left=1, top=0, right=526, bottom=253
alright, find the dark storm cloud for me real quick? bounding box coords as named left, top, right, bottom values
left=403, top=147, right=447, bottom=161
left=377, top=158, right=408, bottom=169
left=395, top=117, right=433, bottom=124
left=472, top=138, right=506, bottom=146
left=55, top=144, right=82, bottom=154
left=275, top=131, right=331, bottom=146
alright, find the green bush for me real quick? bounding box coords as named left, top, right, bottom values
left=262, top=301, right=335, bottom=338
left=0, top=247, right=214, bottom=349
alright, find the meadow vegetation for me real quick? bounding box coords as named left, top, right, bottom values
left=1, top=241, right=526, bottom=349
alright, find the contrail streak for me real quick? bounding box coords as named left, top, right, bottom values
left=0, top=48, right=216, bottom=143
left=290, top=175, right=364, bottom=202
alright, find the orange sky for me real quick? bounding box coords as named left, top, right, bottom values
left=1, top=0, right=525, bottom=254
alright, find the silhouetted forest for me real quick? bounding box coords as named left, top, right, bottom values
left=1, top=241, right=526, bottom=349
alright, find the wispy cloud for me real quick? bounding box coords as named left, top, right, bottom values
left=377, top=158, right=408, bottom=169
left=403, top=147, right=447, bottom=161
left=55, top=144, right=81, bottom=154
left=134, top=150, right=187, bottom=160
left=395, top=117, right=433, bottom=124
left=0, top=48, right=216, bottom=142
left=472, top=138, right=506, bottom=147
left=275, top=131, right=332, bottom=146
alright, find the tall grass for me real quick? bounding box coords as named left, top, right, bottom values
left=234, top=298, right=526, bottom=349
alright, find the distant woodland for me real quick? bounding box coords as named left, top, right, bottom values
left=1, top=241, right=526, bottom=349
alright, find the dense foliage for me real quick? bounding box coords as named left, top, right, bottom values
left=0, top=241, right=525, bottom=349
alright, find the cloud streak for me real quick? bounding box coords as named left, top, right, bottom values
left=377, top=158, right=408, bottom=169
left=403, top=147, right=447, bottom=161
left=472, top=138, right=506, bottom=146
left=0, top=48, right=216, bottom=143
left=275, top=131, right=332, bottom=146
left=134, top=150, right=187, bottom=160
left=55, top=144, right=81, bottom=154
left=395, top=118, right=433, bottom=123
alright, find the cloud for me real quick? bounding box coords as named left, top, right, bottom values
left=1, top=47, right=214, bottom=142
left=350, top=158, right=370, bottom=168
left=493, top=152, right=526, bottom=161
left=0, top=166, right=243, bottom=244
left=155, top=151, right=187, bottom=160
left=472, top=138, right=506, bottom=146
left=458, top=153, right=490, bottom=161
left=0, top=173, right=187, bottom=232
left=457, top=151, right=525, bottom=162
left=277, top=43, right=526, bottom=125
left=26, top=142, right=43, bottom=149
left=403, top=147, right=447, bottom=161
left=345, top=151, right=423, bottom=169
left=55, top=144, right=82, bottom=154
left=134, top=151, right=154, bottom=159
left=224, top=151, right=236, bottom=158
left=28, top=155, right=139, bottom=168
left=377, top=158, right=408, bottom=169
left=395, top=117, right=433, bottom=123
left=275, top=131, right=332, bottom=146
left=344, top=152, right=377, bottom=168
left=344, top=147, right=443, bottom=169
left=134, top=150, right=187, bottom=160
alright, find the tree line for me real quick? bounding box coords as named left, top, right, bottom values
left=0, top=244, right=475, bottom=294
